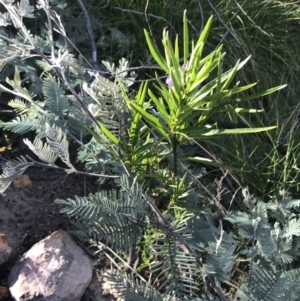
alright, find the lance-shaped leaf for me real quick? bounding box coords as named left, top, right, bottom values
left=129, top=101, right=170, bottom=141
left=183, top=10, right=189, bottom=63
left=144, top=29, right=168, bottom=73
left=237, top=84, right=287, bottom=102
left=188, top=156, right=243, bottom=172
left=177, top=126, right=277, bottom=139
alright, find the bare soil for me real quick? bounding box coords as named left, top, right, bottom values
left=0, top=166, right=93, bottom=300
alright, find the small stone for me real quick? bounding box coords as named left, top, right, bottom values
left=0, top=286, right=9, bottom=300
left=8, top=230, right=93, bottom=301
left=13, top=175, right=32, bottom=189
left=0, top=233, right=12, bottom=265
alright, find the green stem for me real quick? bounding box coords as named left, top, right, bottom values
left=172, top=135, right=178, bottom=180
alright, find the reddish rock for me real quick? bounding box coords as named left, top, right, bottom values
left=0, top=233, right=12, bottom=265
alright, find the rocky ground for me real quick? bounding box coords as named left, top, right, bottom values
left=0, top=166, right=115, bottom=301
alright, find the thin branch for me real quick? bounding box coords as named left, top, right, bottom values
left=84, top=65, right=163, bottom=77
left=0, top=83, right=47, bottom=115
left=75, top=0, right=102, bottom=72
left=44, top=0, right=56, bottom=62
left=207, top=0, right=251, bottom=58
left=169, top=0, right=174, bottom=40
left=196, top=0, right=204, bottom=34
left=113, top=6, right=176, bottom=33
left=144, top=0, right=158, bottom=50
left=25, top=155, right=119, bottom=179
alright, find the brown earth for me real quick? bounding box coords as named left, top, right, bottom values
left=0, top=166, right=99, bottom=301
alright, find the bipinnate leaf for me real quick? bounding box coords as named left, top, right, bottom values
left=23, top=138, right=58, bottom=165
left=0, top=156, right=33, bottom=194
left=45, top=123, right=75, bottom=172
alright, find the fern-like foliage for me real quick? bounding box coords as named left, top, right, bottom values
left=1, top=69, right=92, bottom=138
left=225, top=189, right=300, bottom=268
left=77, top=135, right=124, bottom=176
left=222, top=189, right=300, bottom=300
left=83, top=72, right=130, bottom=141
left=236, top=263, right=300, bottom=301
left=105, top=270, right=220, bottom=301
left=8, top=98, right=36, bottom=115
left=45, top=123, right=75, bottom=171
left=202, top=235, right=237, bottom=287
left=23, top=137, right=58, bottom=165
left=2, top=2, right=300, bottom=301
left=55, top=175, right=149, bottom=251
left=0, top=44, right=23, bottom=72
left=43, top=76, right=70, bottom=116
left=149, top=216, right=200, bottom=299
left=0, top=156, right=34, bottom=193
left=105, top=270, right=164, bottom=301
left=21, top=123, right=73, bottom=168
left=0, top=114, right=49, bottom=135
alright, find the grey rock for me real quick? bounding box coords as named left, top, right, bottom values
left=8, top=230, right=93, bottom=301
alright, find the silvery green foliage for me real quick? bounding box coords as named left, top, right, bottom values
left=0, top=123, right=77, bottom=191
left=57, top=184, right=300, bottom=300
left=0, top=0, right=132, bottom=190
left=236, top=263, right=300, bottom=301
left=1, top=2, right=300, bottom=301
left=227, top=190, right=300, bottom=300
left=0, top=156, right=34, bottom=193
left=83, top=70, right=131, bottom=141
left=0, top=68, right=93, bottom=137
left=56, top=175, right=149, bottom=251
left=101, top=57, right=137, bottom=87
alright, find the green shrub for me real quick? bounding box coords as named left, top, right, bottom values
left=0, top=1, right=300, bottom=301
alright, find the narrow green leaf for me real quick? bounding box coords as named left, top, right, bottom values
left=177, top=109, right=203, bottom=126
left=180, top=126, right=277, bottom=138
left=229, top=82, right=257, bottom=94
left=237, top=85, right=287, bottom=102
left=189, top=91, right=228, bottom=107
left=189, top=57, right=216, bottom=92
left=193, top=60, right=254, bottom=100
left=198, top=46, right=224, bottom=68
left=100, top=123, right=119, bottom=145
left=78, top=121, right=123, bottom=156
left=144, top=29, right=168, bottom=73
left=164, top=34, right=180, bottom=72
left=183, top=10, right=189, bottom=63
left=163, top=29, right=172, bottom=69
left=188, top=42, right=204, bottom=80
left=188, top=156, right=242, bottom=171
left=148, top=90, right=171, bottom=124
left=196, top=15, right=214, bottom=46
left=219, top=107, right=264, bottom=114
left=78, top=120, right=105, bottom=143
left=154, top=75, right=179, bottom=113
left=137, top=80, right=148, bottom=105
left=216, top=51, right=222, bottom=93
left=221, top=59, right=240, bottom=91
left=170, top=68, right=182, bottom=98
left=129, top=101, right=170, bottom=140
left=174, top=34, right=179, bottom=62
left=128, top=82, right=148, bottom=145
